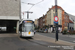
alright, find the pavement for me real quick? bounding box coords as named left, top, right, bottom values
left=57, top=33, right=75, bottom=38
left=0, top=33, right=74, bottom=50
left=34, top=33, right=75, bottom=46
left=37, top=32, right=75, bottom=44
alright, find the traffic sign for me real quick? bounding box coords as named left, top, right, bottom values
left=54, top=16, right=59, bottom=22
left=54, top=21, right=58, bottom=24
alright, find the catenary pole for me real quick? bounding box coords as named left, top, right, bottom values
left=55, top=0, right=58, bottom=41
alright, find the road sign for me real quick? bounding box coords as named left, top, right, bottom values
left=54, top=21, right=58, bottom=24
left=54, top=16, right=59, bottom=22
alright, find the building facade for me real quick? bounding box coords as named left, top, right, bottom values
left=68, top=14, right=75, bottom=30
left=69, top=20, right=74, bottom=31
left=46, top=6, right=63, bottom=32
left=37, top=5, right=75, bottom=32
left=42, top=14, right=47, bottom=27
left=38, top=14, right=47, bottom=29
left=34, top=19, right=38, bottom=27
left=62, top=12, right=69, bottom=31
left=46, top=6, right=63, bottom=26
left=38, top=17, right=43, bottom=29
left=0, top=0, right=20, bottom=33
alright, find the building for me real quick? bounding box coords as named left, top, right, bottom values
left=38, top=17, right=43, bottom=29
left=69, top=19, right=74, bottom=31
left=38, top=14, right=47, bottom=29
left=45, top=14, right=47, bottom=25
left=42, top=14, right=47, bottom=27
left=46, top=6, right=63, bottom=32
left=62, top=12, right=69, bottom=31
left=0, top=0, right=21, bottom=33
left=68, top=14, right=75, bottom=30
left=34, top=19, right=38, bottom=27
left=46, top=6, right=63, bottom=26
left=37, top=5, right=75, bottom=32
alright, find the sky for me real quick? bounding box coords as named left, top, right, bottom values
left=21, top=0, right=75, bottom=21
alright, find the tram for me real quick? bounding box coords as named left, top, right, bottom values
left=19, top=19, right=35, bottom=37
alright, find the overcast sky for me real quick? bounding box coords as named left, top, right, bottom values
left=21, top=0, right=75, bottom=21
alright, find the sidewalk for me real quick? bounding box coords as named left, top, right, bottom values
left=34, top=33, right=75, bottom=46
left=55, top=33, right=75, bottom=38
left=0, top=34, right=18, bottom=37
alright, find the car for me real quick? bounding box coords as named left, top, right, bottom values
left=39, top=30, right=44, bottom=33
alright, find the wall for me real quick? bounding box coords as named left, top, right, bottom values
left=34, top=19, right=38, bottom=27
left=0, top=0, right=20, bottom=20
left=69, top=23, right=74, bottom=30
left=46, top=8, right=62, bottom=26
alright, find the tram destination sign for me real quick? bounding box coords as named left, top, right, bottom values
left=23, top=20, right=33, bottom=23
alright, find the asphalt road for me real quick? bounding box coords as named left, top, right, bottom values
left=0, top=33, right=74, bottom=50
left=37, top=32, right=75, bottom=43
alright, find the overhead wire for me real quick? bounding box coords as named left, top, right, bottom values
left=28, top=0, right=44, bottom=11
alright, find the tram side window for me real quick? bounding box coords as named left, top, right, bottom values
left=19, top=24, right=22, bottom=32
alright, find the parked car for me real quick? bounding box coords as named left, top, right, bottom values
left=39, top=30, right=44, bottom=33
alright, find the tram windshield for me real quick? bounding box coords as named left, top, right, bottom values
left=22, top=23, right=34, bottom=32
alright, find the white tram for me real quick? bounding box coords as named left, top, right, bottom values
left=19, top=19, right=35, bottom=37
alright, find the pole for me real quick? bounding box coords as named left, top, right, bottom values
left=55, top=0, right=58, bottom=41
left=27, top=12, right=29, bottom=19
left=19, top=0, right=21, bottom=20
left=25, top=11, right=33, bottom=19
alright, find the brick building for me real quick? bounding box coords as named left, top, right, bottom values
left=34, top=19, right=38, bottom=27
left=38, top=14, right=47, bottom=29
left=38, top=17, right=43, bottom=29
left=62, top=12, right=69, bottom=31
left=42, top=14, right=47, bottom=27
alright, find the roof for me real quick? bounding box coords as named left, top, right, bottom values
left=51, top=6, right=63, bottom=10
left=47, top=5, right=64, bottom=13
left=68, top=14, right=75, bottom=22
left=69, top=19, right=74, bottom=23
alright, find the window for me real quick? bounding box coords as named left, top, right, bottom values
left=43, top=23, right=45, bottom=26
left=53, top=9, right=55, bottom=12
left=53, top=13, right=55, bottom=17
left=70, top=27, right=71, bottom=30
left=22, top=23, right=34, bottom=32
left=43, top=19, right=45, bottom=21
left=72, top=28, right=73, bottom=30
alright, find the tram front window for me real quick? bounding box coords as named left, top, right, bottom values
left=22, top=23, right=34, bottom=32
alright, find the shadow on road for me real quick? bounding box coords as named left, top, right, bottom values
left=0, top=33, right=16, bottom=34
left=20, top=37, right=33, bottom=40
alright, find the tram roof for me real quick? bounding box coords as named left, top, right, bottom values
left=20, top=18, right=33, bottom=21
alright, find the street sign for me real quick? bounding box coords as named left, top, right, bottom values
left=54, top=21, right=58, bottom=24
left=54, top=16, right=59, bottom=22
